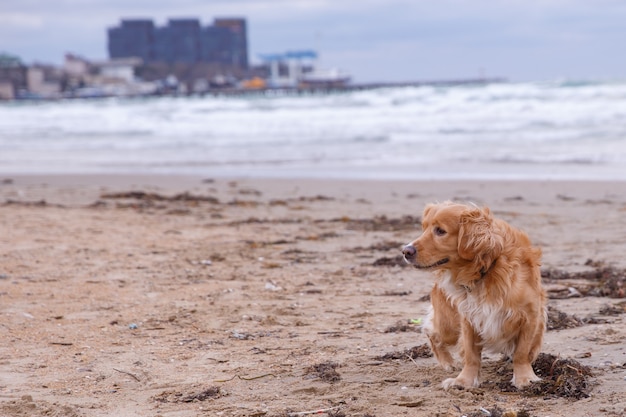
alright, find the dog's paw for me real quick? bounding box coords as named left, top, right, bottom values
left=511, top=372, right=541, bottom=388
left=442, top=375, right=480, bottom=390
left=512, top=364, right=541, bottom=388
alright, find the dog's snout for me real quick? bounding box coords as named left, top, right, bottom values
left=402, top=244, right=416, bottom=258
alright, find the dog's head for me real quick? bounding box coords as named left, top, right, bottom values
left=402, top=202, right=503, bottom=276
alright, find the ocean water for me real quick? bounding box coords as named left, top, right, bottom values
left=1, top=80, right=626, bottom=180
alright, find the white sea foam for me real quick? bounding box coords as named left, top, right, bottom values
left=1, top=80, right=626, bottom=179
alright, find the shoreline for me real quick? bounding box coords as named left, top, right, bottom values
left=5, top=171, right=626, bottom=185
left=2, top=159, right=626, bottom=183
left=2, top=172, right=626, bottom=202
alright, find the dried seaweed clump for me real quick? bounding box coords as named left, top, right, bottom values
left=546, top=305, right=583, bottom=330
left=375, top=344, right=433, bottom=361
left=153, top=386, right=221, bottom=403
left=336, top=215, right=420, bottom=232
left=521, top=353, right=594, bottom=400
left=304, top=361, right=341, bottom=383
left=101, top=191, right=219, bottom=204
left=542, top=262, right=626, bottom=298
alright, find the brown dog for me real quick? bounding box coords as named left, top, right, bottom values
left=402, top=202, right=546, bottom=389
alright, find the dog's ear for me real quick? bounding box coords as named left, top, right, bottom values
left=458, top=206, right=503, bottom=272
left=422, top=203, right=437, bottom=221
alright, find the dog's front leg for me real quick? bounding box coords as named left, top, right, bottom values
left=425, top=284, right=461, bottom=371
left=442, top=319, right=482, bottom=390
left=511, top=318, right=543, bottom=388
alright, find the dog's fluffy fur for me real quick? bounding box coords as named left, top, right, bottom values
left=402, top=202, right=546, bottom=390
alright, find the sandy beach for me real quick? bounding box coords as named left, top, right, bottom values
left=1, top=175, right=625, bottom=417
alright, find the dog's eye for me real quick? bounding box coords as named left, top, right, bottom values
left=434, top=226, right=447, bottom=236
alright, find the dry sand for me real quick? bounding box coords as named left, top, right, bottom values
left=1, top=175, right=625, bottom=417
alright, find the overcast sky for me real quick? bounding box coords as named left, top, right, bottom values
left=1, top=0, right=625, bottom=83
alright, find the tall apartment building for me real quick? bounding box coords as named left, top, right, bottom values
left=154, top=19, right=201, bottom=63
left=108, top=19, right=155, bottom=62
left=107, top=18, right=248, bottom=68
left=213, top=19, right=247, bottom=68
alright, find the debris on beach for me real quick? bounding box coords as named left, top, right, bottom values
left=542, top=260, right=626, bottom=298
left=375, top=344, right=432, bottom=361
left=372, top=255, right=409, bottom=268
left=546, top=305, right=583, bottom=330
left=497, top=353, right=594, bottom=400
left=101, top=191, right=219, bottom=203
left=304, top=361, right=341, bottom=383
left=598, top=302, right=626, bottom=315
left=383, top=320, right=420, bottom=333
left=276, top=406, right=346, bottom=417
left=464, top=405, right=532, bottom=417
left=487, top=407, right=531, bottom=417
left=153, top=386, right=221, bottom=403
left=330, top=215, right=420, bottom=232
left=523, top=353, right=594, bottom=399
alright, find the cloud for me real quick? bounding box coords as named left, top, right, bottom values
left=0, top=12, right=43, bottom=29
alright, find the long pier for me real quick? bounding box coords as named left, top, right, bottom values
left=8, top=77, right=507, bottom=101
left=200, top=77, right=507, bottom=97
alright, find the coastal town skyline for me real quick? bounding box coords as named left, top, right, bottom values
left=2, top=0, right=626, bottom=83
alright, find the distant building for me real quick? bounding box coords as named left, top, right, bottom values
left=0, top=82, right=13, bottom=100
left=258, top=50, right=351, bottom=88
left=108, top=19, right=155, bottom=62
left=0, top=53, right=27, bottom=99
left=64, top=53, right=92, bottom=77
left=27, top=65, right=62, bottom=98
left=159, top=19, right=201, bottom=63
left=107, top=17, right=248, bottom=69
left=96, top=57, right=142, bottom=83
left=213, top=18, right=248, bottom=68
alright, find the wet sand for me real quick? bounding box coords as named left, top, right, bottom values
left=1, top=175, right=625, bottom=417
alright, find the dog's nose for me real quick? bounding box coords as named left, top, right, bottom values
left=402, top=244, right=416, bottom=258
